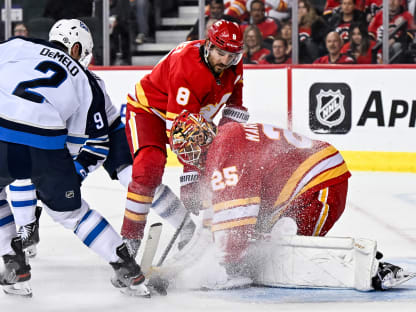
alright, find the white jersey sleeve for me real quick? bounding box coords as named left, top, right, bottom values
left=0, top=37, right=104, bottom=150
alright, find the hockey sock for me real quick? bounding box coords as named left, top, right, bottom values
left=74, top=209, right=123, bottom=263
left=9, top=180, right=37, bottom=226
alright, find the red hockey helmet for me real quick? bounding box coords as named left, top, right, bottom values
left=206, top=20, right=243, bottom=65
left=169, top=110, right=217, bottom=168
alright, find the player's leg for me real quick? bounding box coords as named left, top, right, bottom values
left=281, top=180, right=348, bottom=236
left=31, top=147, right=148, bottom=295
left=0, top=143, right=32, bottom=296
left=8, top=179, right=41, bottom=257
left=122, top=110, right=167, bottom=257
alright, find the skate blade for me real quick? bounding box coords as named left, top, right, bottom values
left=25, top=245, right=37, bottom=258
left=120, top=284, right=151, bottom=298
left=3, top=281, right=32, bottom=297
left=385, top=272, right=416, bottom=289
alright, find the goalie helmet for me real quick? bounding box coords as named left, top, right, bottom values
left=169, top=111, right=217, bottom=168
left=205, top=20, right=243, bottom=66
left=49, top=19, right=94, bottom=67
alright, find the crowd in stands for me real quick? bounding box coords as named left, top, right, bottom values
left=193, top=0, right=416, bottom=64
left=3, top=0, right=416, bottom=64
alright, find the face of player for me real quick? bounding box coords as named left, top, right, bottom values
left=351, top=27, right=362, bottom=46
left=326, top=32, right=342, bottom=55
left=208, top=45, right=240, bottom=74
left=210, top=2, right=223, bottom=19
left=341, top=0, right=354, bottom=15
left=250, top=2, right=265, bottom=24
left=272, top=40, right=286, bottom=59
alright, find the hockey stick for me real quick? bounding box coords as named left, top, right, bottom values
left=140, top=222, right=163, bottom=275
left=156, top=212, right=190, bottom=267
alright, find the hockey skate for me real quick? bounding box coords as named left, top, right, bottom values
left=372, top=261, right=416, bottom=290
left=0, top=237, right=32, bottom=297
left=17, top=206, right=42, bottom=258
left=110, top=243, right=150, bottom=298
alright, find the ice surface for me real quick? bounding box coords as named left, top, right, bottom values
left=1, top=168, right=415, bottom=312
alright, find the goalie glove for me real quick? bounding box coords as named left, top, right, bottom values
left=219, top=106, right=249, bottom=126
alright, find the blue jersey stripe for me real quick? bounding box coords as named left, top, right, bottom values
left=0, top=127, right=67, bottom=150
left=83, top=145, right=109, bottom=156
left=0, top=214, right=14, bottom=226
left=74, top=209, right=93, bottom=234
left=67, top=136, right=87, bottom=144
left=11, top=199, right=37, bottom=207
left=9, top=184, right=35, bottom=191
left=83, top=218, right=109, bottom=247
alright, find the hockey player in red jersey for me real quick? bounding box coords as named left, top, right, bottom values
left=168, top=111, right=412, bottom=291
left=121, top=20, right=249, bottom=255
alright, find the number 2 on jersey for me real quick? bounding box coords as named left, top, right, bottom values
left=13, top=61, right=67, bottom=103
left=211, top=166, right=239, bottom=191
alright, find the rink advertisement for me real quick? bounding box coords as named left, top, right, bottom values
left=92, top=65, right=416, bottom=172
left=291, top=66, right=416, bottom=172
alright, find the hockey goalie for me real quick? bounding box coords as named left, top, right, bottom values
left=148, top=110, right=415, bottom=293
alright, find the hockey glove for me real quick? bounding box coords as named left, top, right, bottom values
left=74, top=161, right=88, bottom=183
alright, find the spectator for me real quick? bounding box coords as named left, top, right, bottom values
left=240, top=0, right=280, bottom=45
left=341, top=22, right=377, bottom=63
left=368, top=0, right=415, bottom=62
left=13, top=23, right=29, bottom=37
left=243, top=24, right=271, bottom=63
left=187, top=0, right=240, bottom=41
left=324, top=0, right=365, bottom=13
left=313, top=31, right=356, bottom=63
left=134, top=0, right=151, bottom=45
left=298, top=0, right=328, bottom=63
left=259, top=37, right=292, bottom=64
left=364, top=0, right=382, bottom=23
left=109, top=0, right=132, bottom=65
left=326, top=0, right=367, bottom=43
left=280, top=20, right=292, bottom=56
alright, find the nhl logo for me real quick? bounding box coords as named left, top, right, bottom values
left=309, top=83, right=351, bottom=134
left=315, top=89, right=345, bottom=128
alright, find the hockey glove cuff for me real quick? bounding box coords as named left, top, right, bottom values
left=74, top=161, right=88, bottom=183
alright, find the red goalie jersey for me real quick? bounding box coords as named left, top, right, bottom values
left=126, top=40, right=245, bottom=138
left=202, top=122, right=351, bottom=264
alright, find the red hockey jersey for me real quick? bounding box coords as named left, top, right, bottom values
left=202, top=122, right=351, bottom=262
left=127, top=40, right=244, bottom=137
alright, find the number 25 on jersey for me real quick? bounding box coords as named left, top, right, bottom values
left=211, top=166, right=239, bottom=191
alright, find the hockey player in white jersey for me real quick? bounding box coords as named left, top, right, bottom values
left=7, top=19, right=195, bottom=260
left=0, top=21, right=149, bottom=297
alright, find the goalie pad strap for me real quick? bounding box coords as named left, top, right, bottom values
left=222, top=107, right=249, bottom=123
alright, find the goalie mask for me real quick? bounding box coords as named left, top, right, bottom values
left=49, top=19, right=94, bottom=67
left=170, top=111, right=217, bottom=168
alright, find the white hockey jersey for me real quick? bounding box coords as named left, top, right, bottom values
left=0, top=37, right=109, bottom=172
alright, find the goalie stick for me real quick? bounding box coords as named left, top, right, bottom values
left=140, top=222, right=163, bottom=275
left=156, top=212, right=190, bottom=267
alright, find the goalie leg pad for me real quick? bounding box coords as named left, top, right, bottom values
left=253, top=235, right=378, bottom=291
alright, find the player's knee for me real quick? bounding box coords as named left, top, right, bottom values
left=43, top=200, right=90, bottom=230
left=131, top=146, right=166, bottom=189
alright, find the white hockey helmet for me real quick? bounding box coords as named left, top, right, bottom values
left=49, top=19, right=94, bottom=67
